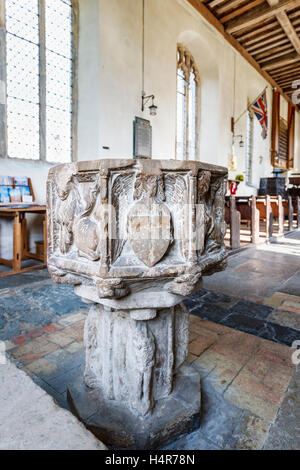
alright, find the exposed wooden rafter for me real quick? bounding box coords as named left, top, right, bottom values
left=226, top=0, right=300, bottom=34
left=261, top=51, right=300, bottom=69
left=187, top=0, right=299, bottom=108
left=276, top=10, right=300, bottom=54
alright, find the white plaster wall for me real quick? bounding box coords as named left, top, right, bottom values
left=77, top=0, right=101, bottom=161
left=77, top=0, right=296, bottom=196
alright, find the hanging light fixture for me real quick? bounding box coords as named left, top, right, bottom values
left=142, top=92, right=158, bottom=116
left=233, top=134, right=244, bottom=148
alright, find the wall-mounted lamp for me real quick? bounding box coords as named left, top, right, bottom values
left=142, top=92, right=158, bottom=116
left=233, top=134, right=244, bottom=148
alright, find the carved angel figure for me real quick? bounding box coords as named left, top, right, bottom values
left=73, top=176, right=102, bottom=261
left=134, top=174, right=165, bottom=201
left=198, top=171, right=211, bottom=203
left=54, top=164, right=77, bottom=254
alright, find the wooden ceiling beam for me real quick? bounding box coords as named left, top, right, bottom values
left=256, top=46, right=294, bottom=61
left=277, top=70, right=300, bottom=80
left=243, top=28, right=285, bottom=48
left=226, top=0, right=300, bottom=34
left=216, top=0, right=249, bottom=15
left=272, top=66, right=300, bottom=78
left=261, top=51, right=300, bottom=69
left=275, top=80, right=300, bottom=89
left=249, top=37, right=290, bottom=54
left=272, top=60, right=300, bottom=70
left=220, top=0, right=265, bottom=24
left=288, top=8, right=300, bottom=19
left=277, top=78, right=299, bottom=87
left=236, top=20, right=278, bottom=40
left=276, top=68, right=300, bottom=77
left=207, top=0, right=227, bottom=9
left=268, top=59, right=300, bottom=72
left=186, top=0, right=297, bottom=108
left=276, top=10, right=300, bottom=55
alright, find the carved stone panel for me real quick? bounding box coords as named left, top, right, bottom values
left=47, top=159, right=228, bottom=297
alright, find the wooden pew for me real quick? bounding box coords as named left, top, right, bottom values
left=225, top=195, right=299, bottom=250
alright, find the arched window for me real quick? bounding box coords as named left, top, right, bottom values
left=176, top=45, right=200, bottom=161
left=0, top=0, right=77, bottom=163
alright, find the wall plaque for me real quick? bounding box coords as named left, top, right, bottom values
left=133, top=117, right=152, bottom=159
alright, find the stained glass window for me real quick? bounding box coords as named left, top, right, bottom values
left=176, top=45, right=199, bottom=161
left=5, top=0, right=74, bottom=162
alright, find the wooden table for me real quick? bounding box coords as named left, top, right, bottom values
left=0, top=205, right=47, bottom=277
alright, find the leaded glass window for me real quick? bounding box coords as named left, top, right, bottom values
left=3, top=0, right=75, bottom=162
left=176, top=45, right=199, bottom=161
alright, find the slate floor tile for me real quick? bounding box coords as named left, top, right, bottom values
left=222, top=313, right=300, bottom=347
left=230, top=299, right=273, bottom=320
left=221, top=313, right=266, bottom=337
left=189, top=303, right=229, bottom=323
left=42, top=362, right=85, bottom=394
left=19, top=284, right=88, bottom=316
left=0, top=270, right=48, bottom=290
left=0, top=296, right=34, bottom=317
left=28, top=372, right=70, bottom=412
left=201, top=291, right=232, bottom=304
left=259, top=322, right=300, bottom=347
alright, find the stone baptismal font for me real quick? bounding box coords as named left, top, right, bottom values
left=47, top=158, right=228, bottom=449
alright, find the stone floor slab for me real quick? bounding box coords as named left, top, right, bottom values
left=224, top=385, right=279, bottom=422
left=225, top=411, right=271, bottom=450
left=0, top=361, right=106, bottom=450
left=268, top=309, right=300, bottom=331
left=279, top=271, right=300, bottom=297
left=264, top=366, right=300, bottom=450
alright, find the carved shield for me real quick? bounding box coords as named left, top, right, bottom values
left=128, top=201, right=172, bottom=267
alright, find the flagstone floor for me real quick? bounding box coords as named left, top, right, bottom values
left=0, top=231, right=299, bottom=450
